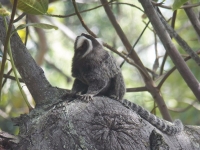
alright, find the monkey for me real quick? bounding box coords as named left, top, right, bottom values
left=71, top=33, right=183, bottom=135
left=71, top=33, right=126, bottom=101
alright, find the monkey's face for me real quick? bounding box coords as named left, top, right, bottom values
left=74, top=34, right=102, bottom=59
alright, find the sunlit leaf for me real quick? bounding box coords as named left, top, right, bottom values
left=10, top=0, right=49, bottom=15
left=11, top=23, right=58, bottom=36
left=19, top=23, right=57, bottom=30
left=17, top=29, right=26, bottom=43
left=0, top=8, right=10, bottom=16
left=172, top=0, right=188, bottom=10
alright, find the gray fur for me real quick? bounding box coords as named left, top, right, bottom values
left=71, top=33, right=126, bottom=101
left=121, top=99, right=184, bottom=135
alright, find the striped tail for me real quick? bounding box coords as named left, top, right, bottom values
left=120, top=99, right=184, bottom=135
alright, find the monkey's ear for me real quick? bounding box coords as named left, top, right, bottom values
left=95, top=38, right=103, bottom=46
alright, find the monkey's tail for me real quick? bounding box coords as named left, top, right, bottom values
left=120, top=99, right=184, bottom=135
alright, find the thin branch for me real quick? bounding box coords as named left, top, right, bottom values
left=140, top=0, right=200, bottom=101
left=152, top=31, right=159, bottom=75
left=126, top=87, right=148, bottom=92
left=160, top=10, right=177, bottom=76
left=113, top=2, right=144, bottom=13
left=72, top=0, right=96, bottom=37
left=0, top=0, right=18, bottom=99
left=13, top=12, right=26, bottom=23
left=48, top=1, right=144, bottom=18
left=168, top=100, right=197, bottom=113
left=48, top=0, right=115, bottom=18
left=157, top=50, right=200, bottom=89
left=24, top=14, right=29, bottom=46
left=184, top=2, right=200, bottom=39
left=3, top=74, right=24, bottom=83
left=120, top=21, right=150, bottom=68
left=100, top=0, right=150, bottom=79
left=101, top=0, right=172, bottom=121
left=158, top=11, right=200, bottom=66
left=151, top=1, right=200, bottom=9
left=2, top=69, right=12, bottom=87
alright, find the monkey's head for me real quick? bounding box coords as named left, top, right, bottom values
left=74, top=33, right=103, bottom=60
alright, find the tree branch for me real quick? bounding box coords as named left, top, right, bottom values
left=157, top=51, right=200, bottom=89
left=184, top=2, right=200, bottom=39
left=139, top=0, right=200, bottom=101
left=100, top=0, right=172, bottom=121
left=158, top=10, right=200, bottom=66
left=0, top=16, right=62, bottom=105
left=126, top=87, right=147, bottom=92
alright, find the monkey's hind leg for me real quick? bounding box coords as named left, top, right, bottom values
left=71, top=79, right=88, bottom=97
left=108, top=73, right=126, bottom=100
left=80, top=78, right=109, bottom=102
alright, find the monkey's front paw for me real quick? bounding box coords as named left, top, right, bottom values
left=79, top=94, right=94, bottom=102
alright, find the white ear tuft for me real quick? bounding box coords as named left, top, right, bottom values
left=76, top=36, right=93, bottom=58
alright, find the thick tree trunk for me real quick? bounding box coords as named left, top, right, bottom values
left=3, top=96, right=199, bottom=150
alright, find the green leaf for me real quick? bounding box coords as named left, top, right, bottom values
left=0, top=8, right=10, bottom=16
left=12, top=23, right=58, bottom=35
left=172, top=0, right=188, bottom=10
left=10, top=0, right=49, bottom=15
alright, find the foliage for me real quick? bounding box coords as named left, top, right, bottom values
left=172, top=0, right=189, bottom=10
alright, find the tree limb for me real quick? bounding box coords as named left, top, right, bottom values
left=184, top=2, right=200, bottom=39
left=139, top=0, right=200, bottom=101
left=100, top=0, right=172, bottom=121
left=0, top=16, right=63, bottom=106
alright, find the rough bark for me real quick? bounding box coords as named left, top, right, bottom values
left=3, top=97, right=200, bottom=150
left=0, top=16, right=65, bottom=105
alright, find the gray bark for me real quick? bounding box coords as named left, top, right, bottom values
left=11, top=97, right=200, bottom=150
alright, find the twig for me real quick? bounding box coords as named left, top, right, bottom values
left=152, top=31, right=159, bottom=75
left=120, top=21, right=150, bottom=68
left=100, top=0, right=150, bottom=78
left=72, top=0, right=96, bottom=37
left=2, top=69, right=12, bottom=87
left=168, top=100, right=197, bottom=113
left=157, top=50, right=200, bottom=89
left=140, top=0, right=200, bottom=101
left=158, top=11, right=200, bottom=66
left=3, top=74, right=24, bottom=83
left=48, top=0, right=115, bottom=18
left=113, top=2, right=144, bottom=13
left=126, top=87, right=147, bottom=92
left=101, top=0, right=173, bottom=121
left=13, top=12, right=26, bottom=23
left=184, top=2, right=200, bottom=39
left=48, top=1, right=144, bottom=18
left=160, top=10, right=177, bottom=76
left=151, top=1, right=200, bottom=9
left=0, top=0, right=18, bottom=100
left=24, top=14, right=29, bottom=46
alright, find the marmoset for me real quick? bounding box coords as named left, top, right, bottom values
left=71, top=33, right=125, bottom=101
left=71, top=33, right=183, bottom=135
